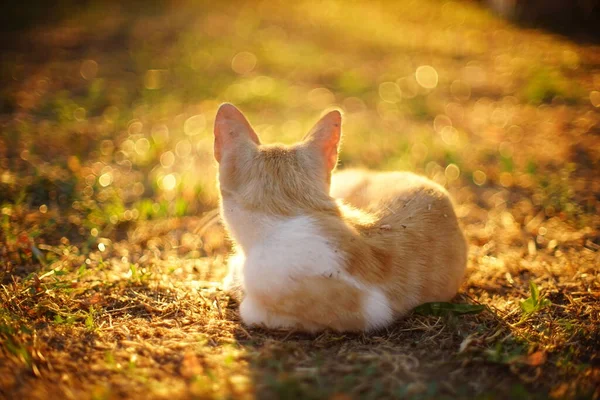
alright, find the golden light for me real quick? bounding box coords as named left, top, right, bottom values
left=162, top=174, right=177, bottom=191
left=441, top=126, right=459, bottom=146
left=433, top=114, right=452, bottom=133
left=281, top=119, right=302, bottom=137
left=307, top=87, right=335, bottom=109
left=590, top=91, right=600, bottom=107
left=473, top=170, right=487, bottom=186
left=397, top=76, right=419, bottom=98
left=499, top=171, right=513, bottom=187
left=135, top=138, right=150, bottom=155
left=184, top=114, right=206, bottom=136
left=160, top=151, right=175, bottom=168
left=128, top=121, right=143, bottom=135
left=445, top=163, right=460, bottom=181
left=231, top=51, right=257, bottom=75
left=99, top=172, right=113, bottom=187
left=176, top=140, right=192, bottom=157
left=80, top=59, right=98, bottom=80
left=378, top=82, right=401, bottom=103
left=251, top=76, right=274, bottom=96
left=415, top=65, right=438, bottom=89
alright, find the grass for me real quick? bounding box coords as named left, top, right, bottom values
left=1, top=0, right=599, bottom=398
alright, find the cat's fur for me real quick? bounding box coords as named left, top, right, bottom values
left=215, top=103, right=467, bottom=332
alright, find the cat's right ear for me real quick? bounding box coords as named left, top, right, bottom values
left=302, top=110, right=342, bottom=172
left=214, top=103, right=260, bottom=163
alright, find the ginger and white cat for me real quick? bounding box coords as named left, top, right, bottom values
left=214, top=103, right=467, bottom=332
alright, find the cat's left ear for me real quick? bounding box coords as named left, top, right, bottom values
left=214, top=103, right=260, bottom=163
left=303, top=110, right=342, bottom=171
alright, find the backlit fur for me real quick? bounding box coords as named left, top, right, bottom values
left=216, top=104, right=467, bottom=332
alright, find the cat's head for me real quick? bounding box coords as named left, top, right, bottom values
left=214, top=103, right=341, bottom=216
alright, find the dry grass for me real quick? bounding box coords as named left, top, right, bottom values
left=1, top=0, right=600, bottom=399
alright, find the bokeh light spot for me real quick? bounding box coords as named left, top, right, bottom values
left=128, top=121, right=143, bottom=135
left=231, top=51, right=257, bottom=75
left=73, top=107, right=87, bottom=121
left=499, top=172, right=513, bottom=187
left=508, top=125, right=523, bottom=142
left=307, top=87, right=335, bottom=109
left=450, top=80, right=471, bottom=101
left=433, top=115, right=452, bottom=133
left=99, top=172, right=113, bottom=187
left=397, top=76, right=419, bottom=98
left=176, top=140, right=192, bottom=157
left=184, top=114, right=206, bottom=136
left=100, top=142, right=114, bottom=158
left=135, top=138, right=150, bottom=155
left=160, top=151, right=175, bottom=168
left=445, top=164, right=460, bottom=181
left=152, top=125, right=170, bottom=145
left=491, top=108, right=508, bottom=128
left=590, top=91, right=600, bottom=107
left=415, top=65, right=438, bottom=89
left=343, top=97, right=367, bottom=113
left=473, top=170, right=487, bottom=186
left=162, top=174, right=177, bottom=191
left=441, top=126, right=459, bottom=146
left=378, top=82, right=401, bottom=103
left=133, top=182, right=145, bottom=197
left=80, top=60, right=98, bottom=80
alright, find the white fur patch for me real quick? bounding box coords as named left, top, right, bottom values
left=222, top=196, right=394, bottom=331
left=341, top=275, right=394, bottom=330
left=221, top=197, right=343, bottom=293
left=242, top=214, right=344, bottom=297
left=221, top=197, right=277, bottom=251
left=362, top=287, right=394, bottom=330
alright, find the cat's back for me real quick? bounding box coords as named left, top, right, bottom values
left=333, top=168, right=466, bottom=270
left=331, top=169, right=453, bottom=217
left=333, top=169, right=467, bottom=311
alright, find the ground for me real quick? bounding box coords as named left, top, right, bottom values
left=0, top=0, right=599, bottom=399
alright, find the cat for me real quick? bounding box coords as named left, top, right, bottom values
left=215, top=103, right=467, bottom=332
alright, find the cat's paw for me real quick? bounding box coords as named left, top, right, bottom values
left=239, top=296, right=302, bottom=330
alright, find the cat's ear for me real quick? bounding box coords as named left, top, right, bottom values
left=303, top=110, right=342, bottom=171
left=214, top=103, right=260, bottom=163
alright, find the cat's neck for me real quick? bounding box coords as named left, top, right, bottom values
left=220, top=196, right=360, bottom=255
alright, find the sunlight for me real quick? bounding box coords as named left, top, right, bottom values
left=0, top=0, right=598, bottom=398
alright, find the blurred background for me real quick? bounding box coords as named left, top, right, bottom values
left=1, top=2, right=599, bottom=398
left=0, top=0, right=598, bottom=255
